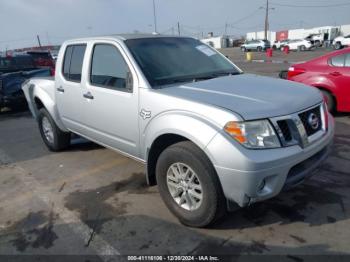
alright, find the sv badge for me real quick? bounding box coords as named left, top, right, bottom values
left=140, top=109, right=151, bottom=120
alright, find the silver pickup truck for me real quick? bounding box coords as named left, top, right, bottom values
left=22, top=34, right=334, bottom=227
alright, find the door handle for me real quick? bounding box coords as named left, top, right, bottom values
left=83, top=92, right=94, bottom=100
left=330, top=71, right=342, bottom=77
left=57, top=86, right=65, bottom=93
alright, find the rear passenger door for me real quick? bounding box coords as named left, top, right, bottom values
left=56, top=44, right=88, bottom=134
left=327, top=52, right=350, bottom=110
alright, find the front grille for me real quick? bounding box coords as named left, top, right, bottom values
left=277, top=120, right=292, bottom=142
left=298, top=106, right=322, bottom=136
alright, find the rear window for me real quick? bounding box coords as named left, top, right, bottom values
left=27, top=52, right=51, bottom=59
left=62, top=44, right=86, bottom=82
left=345, top=54, right=350, bottom=67
left=330, top=54, right=346, bottom=67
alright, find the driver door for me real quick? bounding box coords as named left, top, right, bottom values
left=81, top=42, right=139, bottom=157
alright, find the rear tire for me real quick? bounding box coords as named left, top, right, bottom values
left=156, top=141, right=226, bottom=227
left=320, top=90, right=336, bottom=113
left=38, top=108, right=71, bottom=151
left=335, top=42, right=342, bottom=50
left=241, top=47, right=247, bottom=52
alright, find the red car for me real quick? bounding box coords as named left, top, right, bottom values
left=26, top=51, right=55, bottom=74
left=287, top=48, right=350, bottom=112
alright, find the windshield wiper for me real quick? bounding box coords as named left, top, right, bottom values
left=153, top=71, right=241, bottom=87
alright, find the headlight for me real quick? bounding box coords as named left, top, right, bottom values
left=224, top=120, right=281, bottom=149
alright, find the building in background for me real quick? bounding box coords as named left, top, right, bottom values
left=246, top=31, right=276, bottom=43
left=200, top=32, right=231, bottom=49
left=246, top=24, right=350, bottom=43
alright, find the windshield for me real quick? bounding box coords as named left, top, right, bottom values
left=125, top=37, right=240, bottom=87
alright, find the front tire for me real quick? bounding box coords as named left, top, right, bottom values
left=156, top=141, right=226, bottom=227
left=38, top=108, right=71, bottom=151
left=257, top=46, right=262, bottom=52
left=335, top=42, right=342, bottom=50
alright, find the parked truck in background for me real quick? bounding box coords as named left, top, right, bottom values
left=22, top=35, right=334, bottom=227
left=333, top=34, right=350, bottom=49
left=0, top=55, right=51, bottom=111
left=305, top=33, right=324, bottom=47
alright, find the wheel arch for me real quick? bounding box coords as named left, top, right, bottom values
left=146, top=133, right=189, bottom=185
left=313, top=85, right=338, bottom=110
left=142, top=110, right=236, bottom=186
left=31, top=90, right=68, bottom=132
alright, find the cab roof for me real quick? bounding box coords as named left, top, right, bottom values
left=64, top=34, right=192, bottom=44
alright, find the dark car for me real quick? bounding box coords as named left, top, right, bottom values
left=0, top=55, right=51, bottom=111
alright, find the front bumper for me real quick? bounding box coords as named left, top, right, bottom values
left=205, top=113, right=334, bottom=207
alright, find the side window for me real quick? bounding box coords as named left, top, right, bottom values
left=62, top=46, right=73, bottom=79
left=62, top=44, right=86, bottom=82
left=345, top=54, right=350, bottom=67
left=90, top=44, right=132, bottom=91
left=330, top=54, right=346, bottom=67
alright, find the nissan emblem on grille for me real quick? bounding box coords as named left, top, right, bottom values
left=308, top=113, right=320, bottom=130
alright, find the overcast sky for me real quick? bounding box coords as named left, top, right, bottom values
left=1, top=0, right=350, bottom=50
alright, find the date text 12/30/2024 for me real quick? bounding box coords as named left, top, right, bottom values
left=127, top=256, right=220, bottom=261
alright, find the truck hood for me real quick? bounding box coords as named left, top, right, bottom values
left=156, top=74, right=322, bottom=120
left=334, top=36, right=344, bottom=41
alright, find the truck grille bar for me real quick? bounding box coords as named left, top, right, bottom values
left=271, top=103, right=326, bottom=148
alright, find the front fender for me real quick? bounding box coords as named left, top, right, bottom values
left=142, top=111, right=222, bottom=160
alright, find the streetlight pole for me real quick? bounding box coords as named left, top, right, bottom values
left=152, top=0, right=157, bottom=33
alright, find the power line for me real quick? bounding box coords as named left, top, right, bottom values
left=0, top=37, right=35, bottom=44
left=227, top=8, right=263, bottom=27
left=270, top=2, right=350, bottom=7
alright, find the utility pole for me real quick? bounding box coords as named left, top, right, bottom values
left=177, top=22, right=181, bottom=36
left=264, top=0, right=269, bottom=40
left=152, top=0, right=157, bottom=33
left=225, top=22, right=228, bottom=35
left=37, top=35, right=42, bottom=49
left=261, top=0, right=274, bottom=40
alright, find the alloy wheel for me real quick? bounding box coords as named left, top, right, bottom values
left=166, top=162, right=203, bottom=211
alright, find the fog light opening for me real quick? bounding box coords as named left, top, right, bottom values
left=258, top=179, right=266, bottom=193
